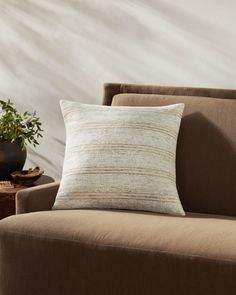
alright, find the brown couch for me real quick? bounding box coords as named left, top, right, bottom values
left=0, top=83, right=236, bottom=295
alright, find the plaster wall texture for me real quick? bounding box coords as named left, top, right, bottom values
left=0, top=0, right=235, bottom=179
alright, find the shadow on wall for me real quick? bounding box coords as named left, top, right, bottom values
left=26, top=135, right=66, bottom=180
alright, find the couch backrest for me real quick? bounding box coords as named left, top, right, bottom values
left=103, top=83, right=236, bottom=216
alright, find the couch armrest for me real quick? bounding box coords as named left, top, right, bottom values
left=16, top=182, right=60, bottom=214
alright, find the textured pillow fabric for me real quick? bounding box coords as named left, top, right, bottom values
left=53, top=100, right=185, bottom=216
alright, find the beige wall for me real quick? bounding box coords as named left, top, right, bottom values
left=1, top=0, right=236, bottom=179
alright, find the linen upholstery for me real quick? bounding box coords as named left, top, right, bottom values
left=54, top=100, right=185, bottom=216
left=16, top=182, right=59, bottom=214
left=103, top=83, right=236, bottom=106
left=104, top=85, right=236, bottom=217
left=1, top=210, right=236, bottom=295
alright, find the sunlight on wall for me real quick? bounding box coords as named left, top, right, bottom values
left=0, top=0, right=236, bottom=179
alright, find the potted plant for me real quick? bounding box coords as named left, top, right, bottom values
left=0, top=99, right=43, bottom=180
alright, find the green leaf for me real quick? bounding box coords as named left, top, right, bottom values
left=0, top=99, right=43, bottom=150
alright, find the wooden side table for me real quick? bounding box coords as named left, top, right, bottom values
left=0, top=175, right=54, bottom=220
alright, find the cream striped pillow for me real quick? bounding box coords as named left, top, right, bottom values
left=53, top=100, right=185, bottom=216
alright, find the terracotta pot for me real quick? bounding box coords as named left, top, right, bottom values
left=0, top=140, right=27, bottom=180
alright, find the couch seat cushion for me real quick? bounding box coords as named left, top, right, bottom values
left=1, top=210, right=236, bottom=262
left=1, top=210, right=236, bottom=295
